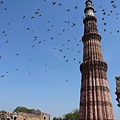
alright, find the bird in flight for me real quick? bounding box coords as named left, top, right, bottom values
left=0, top=1, right=3, bottom=4
left=52, top=2, right=56, bottom=5
left=1, top=75, right=4, bottom=77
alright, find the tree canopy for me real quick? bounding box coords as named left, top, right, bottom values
left=13, top=106, right=35, bottom=114
left=53, top=109, right=79, bottom=120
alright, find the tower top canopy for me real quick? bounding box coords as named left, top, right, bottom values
left=84, top=0, right=94, bottom=16
left=85, top=0, right=92, bottom=5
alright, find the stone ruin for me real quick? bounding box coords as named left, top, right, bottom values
left=0, top=109, right=50, bottom=120
left=115, top=76, right=120, bottom=107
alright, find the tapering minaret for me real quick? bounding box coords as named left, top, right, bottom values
left=79, top=0, right=114, bottom=119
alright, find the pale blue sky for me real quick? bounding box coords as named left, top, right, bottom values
left=0, top=0, right=120, bottom=119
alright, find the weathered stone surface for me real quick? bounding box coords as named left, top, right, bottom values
left=0, top=110, right=50, bottom=120
left=115, top=76, right=120, bottom=107
left=79, top=1, right=114, bottom=120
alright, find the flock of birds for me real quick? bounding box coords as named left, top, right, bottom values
left=94, top=0, right=119, bottom=34
left=0, top=0, right=119, bottom=82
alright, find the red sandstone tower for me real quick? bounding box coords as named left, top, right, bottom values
left=79, top=0, right=114, bottom=119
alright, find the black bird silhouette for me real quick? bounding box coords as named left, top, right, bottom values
left=74, top=6, right=78, bottom=9
left=0, top=1, right=3, bottom=4
left=104, top=22, right=106, bottom=25
left=66, top=80, right=68, bottom=82
left=103, top=12, right=106, bottom=15
left=71, top=23, right=76, bottom=27
left=1, top=75, right=4, bottom=77
left=111, top=0, right=114, bottom=3
left=66, top=9, right=70, bottom=12
left=99, top=5, right=102, bottom=8
left=31, top=16, right=34, bottom=19
left=66, top=60, right=68, bottom=62
left=117, top=30, right=119, bottom=33
left=94, top=11, right=97, bottom=13
left=32, top=45, right=35, bottom=48
left=102, top=18, right=104, bottom=20
left=58, top=3, right=62, bottom=6
left=47, top=29, right=50, bottom=32
left=15, top=54, right=19, bottom=56
left=2, top=31, right=5, bottom=33
left=104, top=29, right=106, bottom=32
left=27, top=28, right=30, bottom=30
left=5, top=40, right=8, bottom=43
left=39, top=41, right=42, bottom=44
left=102, top=9, right=105, bottom=11
left=52, top=2, right=56, bottom=5
left=4, top=8, right=7, bottom=10
left=51, top=37, right=53, bottom=40
left=35, top=11, right=40, bottom=15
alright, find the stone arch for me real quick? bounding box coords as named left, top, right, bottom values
left=44, top=117, right=46, bottom=120
left=14, top=116, right=17, bottom=120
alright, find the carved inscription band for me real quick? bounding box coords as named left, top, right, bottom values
left=81, top=86, right=110, bottom=92
left=80, top=101, right=112, bottom=107
left=80, top=61, right=108, bottom=73
left=82, top=33, right=101, bottom=43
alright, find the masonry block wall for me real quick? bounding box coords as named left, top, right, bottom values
left=79, top=0, right=114, bottom=120
left=0, top=110, right=50, bottom=120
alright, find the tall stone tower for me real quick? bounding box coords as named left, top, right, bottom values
left=79, top=0, right=114, bottom=119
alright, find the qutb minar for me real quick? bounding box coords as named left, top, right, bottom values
left=79, top=0, right=114, bottom=119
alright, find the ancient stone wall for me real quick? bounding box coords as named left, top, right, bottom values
left=16, top=112, right=50, bottom=120
left=0, top=110, right=50, bottom=120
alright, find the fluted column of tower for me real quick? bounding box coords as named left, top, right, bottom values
left=79, top=0, right=114, bottom=120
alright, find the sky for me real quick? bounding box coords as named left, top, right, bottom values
left=0, top=0, right=120, bottom=119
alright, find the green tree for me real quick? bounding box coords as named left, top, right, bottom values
left=63, top=109, right=79, bottom=120
left=53, top=109, right=79, bottom=120
left=13, top=106, right=35, bottom=114
left=53, top=117, right=62, bottom=120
